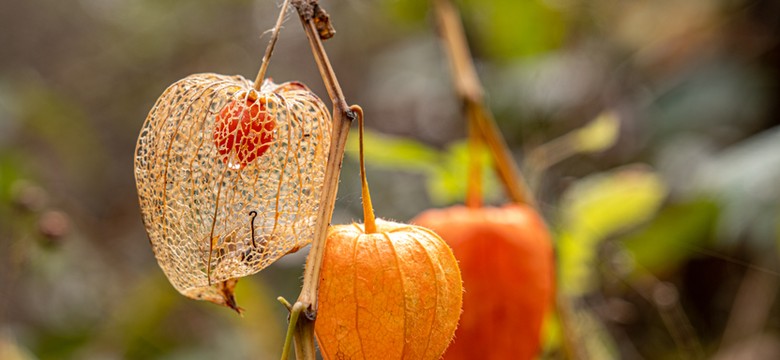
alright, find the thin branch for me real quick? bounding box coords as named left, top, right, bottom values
left=432, top=0, right=534, bottom=207
left=254, top=0, right=293, bottom=90
left=651, top=282, right=705, bottom=359
left=556, top=295, right=589, bottom=360
left=465, top=103, right=483, bottom=208
left=280, top=300, right=305, bottom=360
left=606, top=248, right=705, bottom=360
left=294, top=0, right=351, bottom=311
left=284, top=1, right=354, bottom=359
left=475, top=107, right=535, bottom=206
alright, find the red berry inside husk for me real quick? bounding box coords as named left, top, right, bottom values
left=213, top=95, right=275, bottom=168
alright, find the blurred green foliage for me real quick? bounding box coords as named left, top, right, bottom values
left=623, top=200, right=719, bottom=275
left=346, top=131, right=501, bottom=205
left=389, top=0, right=566, bottom=59
left=575, top=112, right=619, bottom=154
left=459, top=0, right=567, bottom=60
left=1, top=0, right=779, bottom=359
left=557, top=166, right=667, bottom=296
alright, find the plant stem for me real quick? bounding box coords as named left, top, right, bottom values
left=525, top=131, right=580, bottom=190
left=280, top=300, right=304, bottom=360
left=465, top=104, right=482, bottom=208
left=556, top=295, right=588, bottom=360
left=286, top=1, right=354, bottom=359
left=254, top=0, right=292, bottom=90
left=354, top=105, right=377, bottom=233
left=432, top=0, right=534, bottom=207
left=475, top=108, right=535, bottom=207
left=432, top=1, right=591, bottom=359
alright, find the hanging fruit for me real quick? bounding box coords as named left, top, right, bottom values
left=412, top=204, right=554, bottom=360
left=134, top=73, right=331, bottom=311
left=212, top=91, right=276, bottom=168
left=316, top=220, right=463, bottom=359
left=416, top=0, right=557, bottom=357
left=314, top=106, right=463, bottom=359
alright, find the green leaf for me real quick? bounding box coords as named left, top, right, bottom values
left=622, top=199, right=719, bottom=275
left=540, top=311, right=561, bottom=355
left=575, top=111, right=620, bottom=153
left=558, top=166, right=667, bottom=296
left=347, top=130, right=501, bottom=206
left=558, top=231, right=599, bottom=296
left=460, top=0, right=567, bottom=60
left=383, top=0, right=430, bottom=27
left=562, top=166, right=667, bottom=239
left=426, top=141, right=500, bottom=205
left=346, top=130, right=440, bottom=172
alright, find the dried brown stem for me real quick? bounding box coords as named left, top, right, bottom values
left=432, top=0, right=534, bottom=207
left=286, top=1, right=354, bottom=359
left=254, top=0, right=292, bottom=90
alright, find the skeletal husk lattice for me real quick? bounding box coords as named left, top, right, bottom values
left=134, top=73, right=331, bottom=311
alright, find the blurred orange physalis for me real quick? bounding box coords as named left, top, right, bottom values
left=412, top=204, right=554, bottom=360
left=315, top=220, right=463, bottom=360
left=134, top=73, right=331, bottom=312
left=213, top=91, right=276, bottom=169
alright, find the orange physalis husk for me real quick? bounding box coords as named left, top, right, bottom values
left=412, top=204, right=554, bottom=360
left=134, top=73, right=331, bottom=312
left=315, top=219, right=464, bottom=359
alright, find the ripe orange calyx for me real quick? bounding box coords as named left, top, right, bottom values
left=412, top=204, right=554, bottom=360
left=213, top=90, right=276, bottom=169
left=315, top=219, right=463, bottom=360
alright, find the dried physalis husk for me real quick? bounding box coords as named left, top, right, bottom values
left=134, top=73, right=331, bottom=312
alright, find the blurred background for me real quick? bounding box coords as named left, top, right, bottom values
left=2, top=0, right=780, bottom=359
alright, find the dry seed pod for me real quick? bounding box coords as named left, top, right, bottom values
left=315, top=219, right=463, bottom=359
left=134, top=73, right=331, bottom=311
